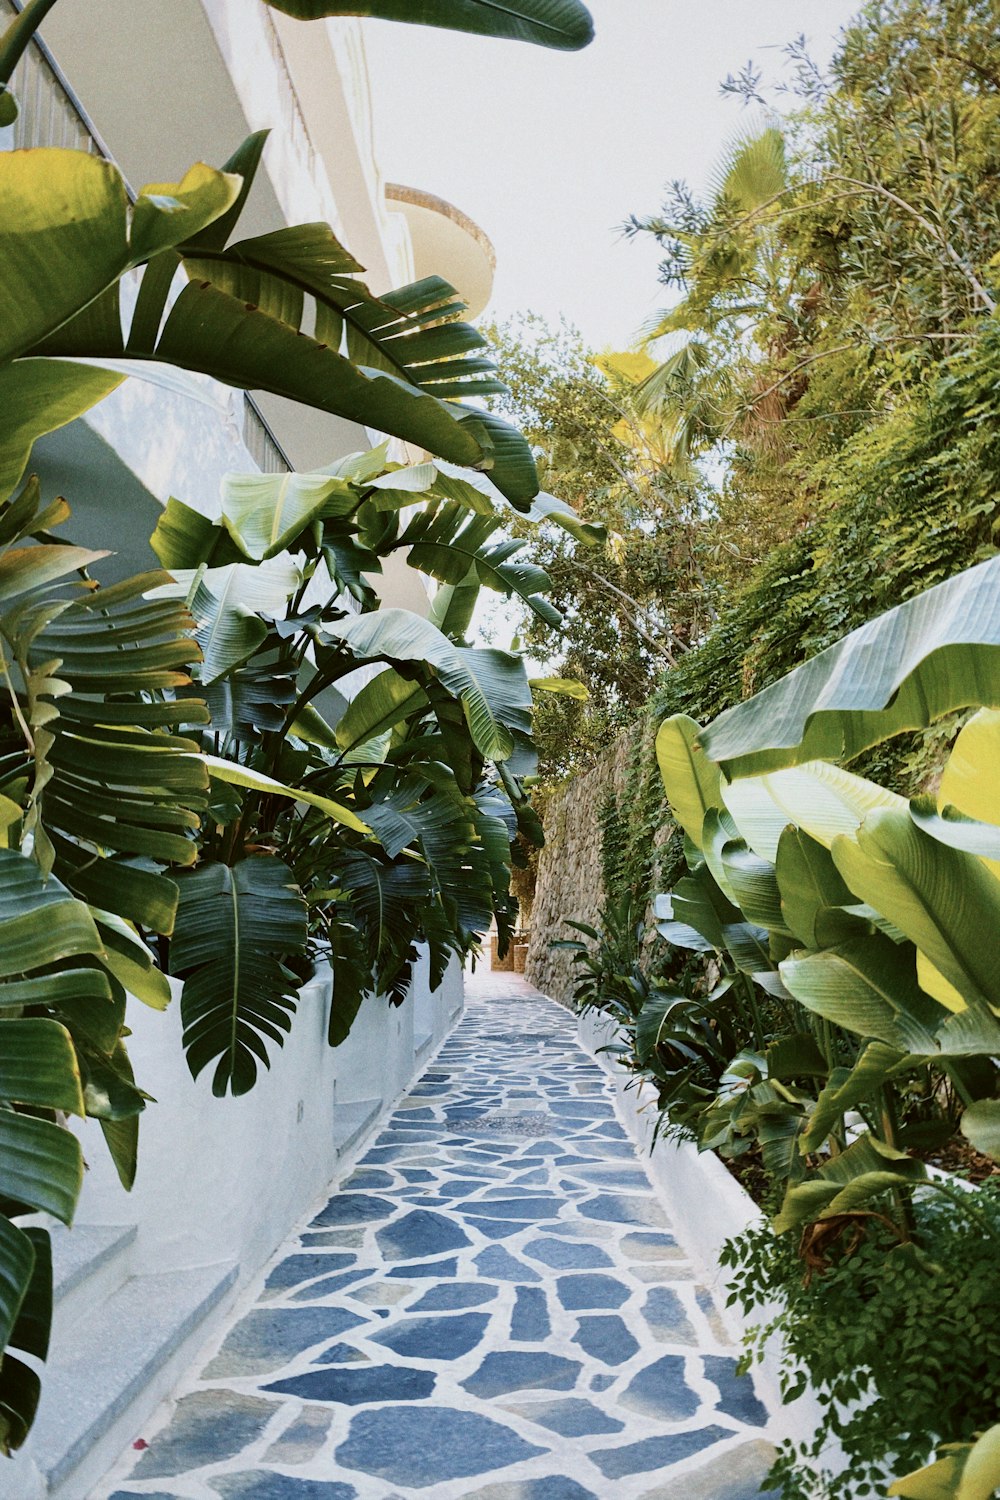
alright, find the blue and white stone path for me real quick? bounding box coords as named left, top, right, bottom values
left=103, top=972, right=776, bottom=1500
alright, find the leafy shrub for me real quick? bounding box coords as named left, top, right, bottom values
left=720, top=1182, right=1000, bottom=1499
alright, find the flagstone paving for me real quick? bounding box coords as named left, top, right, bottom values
left=102, top=972, right=776, bottom=1500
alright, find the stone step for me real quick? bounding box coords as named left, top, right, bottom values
left=50, top=1224, right=137, bottom=1334
left=332, top=1096, right=382, bottom=1160
left=0, top=1263, right=238, bottom=1500
left=414, top=1028, right=434, bottom=1062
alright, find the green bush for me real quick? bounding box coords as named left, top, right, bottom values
left=720, top=1182, right=1000, bottom=1499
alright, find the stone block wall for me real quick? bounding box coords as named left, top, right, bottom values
left=525, top=733, right=636, bottom=1003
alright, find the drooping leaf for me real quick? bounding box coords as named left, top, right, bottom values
left=719, top=840, right=790, bottom=936
left=0, top=360, right=123, bottom=504
left=0, top=150, right=238, bottom=363
left=909, top=799, right=1000, bottom=862
left=221, top=471, right=355, bottom=561
left=262, top=0, right=595, bottom=50
left=172, top=857, right=308, bottom=1096
left=701, top=554, right=1000, bottom=777
left=655, top=865, right=740, bottom=953
left=773, top=1132, right=927, bottom=1233
left=201, top=755, right=371, bottom=834
left=655, top=714, right=724, bottom=849
left=326, top=609, right=531, bottom=761
left=0, top=1352, right=40, bottom=1455
left=800, top=1041, right=908, bottom=1153
left=396, top=502, right=561, bottom=626
left=149, top=496, right=243, bottom=571
left=529, top=677, right=588, bottom=700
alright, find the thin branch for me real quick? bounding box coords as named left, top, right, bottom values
left=824, top=175, right=996, bottom=314
left=563, top=559, right=679, bottom=669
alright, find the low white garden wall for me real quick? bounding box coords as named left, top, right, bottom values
left=578, top=1006, right=835, bottom=1464
left=74, top=952, right=464, bottom=1281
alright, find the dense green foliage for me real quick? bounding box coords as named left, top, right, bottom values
left=151, top=448, right=582, bottom=1094
left=485, top=318, right=713, bottom=782
left=721, top=1186, right=1000, bottom=1499
left=497, top=0, right=1000, bottom=845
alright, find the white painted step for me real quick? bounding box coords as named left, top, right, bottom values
left=0, top=1263, right=237, bottom=1500
left=414, top=1029, right=434, bottom=1062
left=333, top=1096, right=382, bottom=1159
left=50, top=1224, right=137, bottom=1335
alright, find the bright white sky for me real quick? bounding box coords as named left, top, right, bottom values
left=364, top=1, right=862, bottom=352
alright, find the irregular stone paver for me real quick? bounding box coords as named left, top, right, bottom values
left=103, top=972, right=775, bottom=1499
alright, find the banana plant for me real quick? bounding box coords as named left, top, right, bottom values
left=699, top=552, right=1000, bottom=778
left=0, top=0, right=595, bottom=1455
left=0, top=478, right=207, bottom=1451
left=0, top=140, right=540, bottom=508
left=148, top=451, right=595, bottom=1094
left=650, top=712, right=1000, bottom=1236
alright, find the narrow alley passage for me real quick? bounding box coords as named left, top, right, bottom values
left=102, top=974, right=776, bottom=1500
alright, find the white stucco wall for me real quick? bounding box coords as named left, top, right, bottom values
left=74, top=956, right=463, bottom=1281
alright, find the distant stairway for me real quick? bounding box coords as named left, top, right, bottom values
left=0, top=1224, right=237, bottom=1500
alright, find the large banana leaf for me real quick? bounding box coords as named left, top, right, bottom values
left=0, top=360, right=122, bottom=505
left=889, top=1426, right=1000, bottom=1500
left=912, top=709, right=1000, bottom=871
left=9, top=567, right=210, bottom=925
left=171, top=857, right=308, bottom=1096
left=773, top=1132, right=927, bottom=1234
left=0, top=850, right=121, bottom=1452
left=831, top=809, right=1000, bottom=1014
left=775, top=827, right=857, bottom=949
left=700, top=554, right=1000, bottom=777
left=220, top=471, right=355, bottom=562
left=655, top=865, right=740, bottom=952
left=779, top=936, right=947, bottom=1056
left=655, top=714, right=725, bottom=848
left=263, top=0, right=594, bottom=49
left=734, top=761, right=905, bottom=852
left=396, top=501, right=561, bottom=626
left=9, top=147, right=537, bottom=504
left=799, top=1042, right=911, bottom=1154
left=0, top=152, right=239, bottom=364
left=326, top=608, right=532, bottom=761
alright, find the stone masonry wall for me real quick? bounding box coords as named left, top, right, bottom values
left=524, top=733, right=636, bottom=1004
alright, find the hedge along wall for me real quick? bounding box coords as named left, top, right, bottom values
left=525, top=715, right=677, bottom=1003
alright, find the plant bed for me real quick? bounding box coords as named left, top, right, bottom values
left=578, top=1007, right=832, bottom=1449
